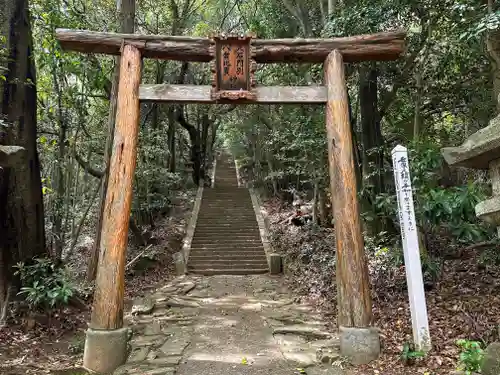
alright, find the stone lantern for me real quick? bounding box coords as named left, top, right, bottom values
left=441, top=114, right=500, bottom=237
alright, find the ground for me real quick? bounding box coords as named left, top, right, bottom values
left=0, top=191, right=196, bottom=375
left=1, top=190, right=499, bottom=375
left=264, top=197, right=500, bottom=375
left=118, top=274, right=342, bottom=375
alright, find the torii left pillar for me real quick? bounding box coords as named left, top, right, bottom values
left=83, top=44, right=142, bottom=374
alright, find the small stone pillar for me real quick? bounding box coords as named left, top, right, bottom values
left=441, top=114, right=500, bottom=236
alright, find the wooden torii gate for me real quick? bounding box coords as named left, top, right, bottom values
left=55, top=28, right=405, bottom=373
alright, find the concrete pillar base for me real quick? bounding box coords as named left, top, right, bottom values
left=269, top=253, right=282, bottom=274
left=83, top=327, right=129, bottom=374
left=173, top=251, right=186, bottom=275
left=339, top=326, right=380, bottom=365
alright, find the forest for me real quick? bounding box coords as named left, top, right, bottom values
left=1, top=0, right=500, bottom=374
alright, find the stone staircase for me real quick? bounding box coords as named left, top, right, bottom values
left=187, top=154, right=269, bottom=275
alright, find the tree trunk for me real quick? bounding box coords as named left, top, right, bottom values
left=413, top=71, right=423, bottom=140
left=176, top=107, right=202, bottom=186
left=201, top=114, right=210, bottom=178
left=87, top=0, right=135, bottom=281
left=360, top=66, right=385, bottom=234
left=51, top=62, right=67, bottom=259
left=487, top=0, right=500, bottom=113
left=167, top=108, right=176, bottom=173
left=0, top=0, right=46, bottom=315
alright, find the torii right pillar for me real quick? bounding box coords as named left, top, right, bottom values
left=324, top=50, right=380, bottom=364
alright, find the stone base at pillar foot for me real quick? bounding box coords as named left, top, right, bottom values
left=339, top=326, right=380, bottom=365
left=83, top=327, right=129, bottom=374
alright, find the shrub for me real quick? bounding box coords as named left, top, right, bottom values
left=14, top=257, right=75, bottom=310
left=456, top=339, right=484, bottom=374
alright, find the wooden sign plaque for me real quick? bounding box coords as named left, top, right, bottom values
left=209, top=33, right=257, bottom=101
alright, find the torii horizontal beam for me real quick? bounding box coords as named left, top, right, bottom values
left=139, top=85, right=327, bottom=103
left=56, top=29, right=406, bottom=63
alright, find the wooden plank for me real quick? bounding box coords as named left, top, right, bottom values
left=0, top=145, right=26, bottom=167
left=139, top=85, right=327, bottom=104
left=56, top=29, right=406, bottom=63
left=90, top=44, right=141, bottom=330
left=324, top=50, right=373, bottom=328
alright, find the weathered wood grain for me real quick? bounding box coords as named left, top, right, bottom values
left=90, top=44, right=141, bottom=330
left=324, top=50, right=372, bottom=328
left=139, top=84, right=327, bottom=104
left=56, top=28, right=406, bottom=63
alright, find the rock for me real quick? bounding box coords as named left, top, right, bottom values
left=178, top=281, right=196, bottom=294
left=144, top=322, right=163, bottom=336
left=339, top=326, right=380, bottom=365
left=159, top=286, right=178, bottom=293
left=113, top=363, right=151, bottom=375
left=282, top=351, right=316, bottom=367
left=316, top=348, right=340, bottom=364
left=309, top=338, right=341, bottom=350
left=188, top=289, right=210, bottom=298
left=159, top=338, right=190, bottom=356
left=132, top=298, right=155, bottom=315
left=274, top=333, right=307, bottom=347
left=147, top=356, right=182, bottom=366
left=266, top=312, right=305, bottom=325
left=141, top=369, right=175, bottom=375
left=482, top=341, right=500, bottom=375
left=128, top=347, right=150, bottom=363
left=166, top=297, right=200, bottom=308
left=273, top=325, right=332, bottom=339
left=130, top=335, right=166, bottom=348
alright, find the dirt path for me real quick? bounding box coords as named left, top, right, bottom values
left=116, top=275, right=343, bottom=375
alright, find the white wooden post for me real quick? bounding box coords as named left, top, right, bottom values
left=392, top=145, right=431, bottom=352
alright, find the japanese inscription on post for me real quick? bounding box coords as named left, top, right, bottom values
left=210, top=33, right=257, bottom=101
left=392, top=145, right=431, bottom=352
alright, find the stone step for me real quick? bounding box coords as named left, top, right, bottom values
left=192, top=234, right=261, bottom=240
left=189, top=250, right=265, bottom=257
left=193, top=229, right=260, bottom=233
left=193, top=228, right=259, bottom=233
left=196, top=222, right=257, bottom=225
left=197, top=216, right=255, bottom=220
left=188, top=260, right=268, bottom=267
left=188, top=268, right=269, bottom=275
left=200, top=206, right=254, bottom=210
left=195, top=228, right=259, bottom=236
left=194, top=220, right=259, bottom=224
left=194, top=222, right=258, bottom=227
left=189, top=254, right=266, bottom=261
left=195, top=223, right=259, bottom=227
left=190, top=245, right=264, bottom=251
left=190, top=241, right=263, bottom=246
left=189, top=246, right=264, bottom=251
left=191, top=238, right=263, bottom=244
left=193, top=230, right=260, bottom=234
left=199, top=209, right=255, bottom=213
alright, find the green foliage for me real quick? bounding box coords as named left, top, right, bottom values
left=0, top=35, right=7, bottom=82
left=365, top=142, right=494, bottom=247
left=14, top=258, right=75, bottom=310
left=456, top=339, right=484, bottom=374
left=400, top=342, right=426, bottom=364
